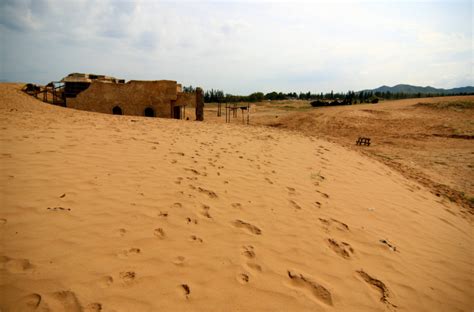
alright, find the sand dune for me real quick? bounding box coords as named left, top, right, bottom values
left=0, top=83, right=472, bottom=311
left=205, top=96, right=474, bottom=208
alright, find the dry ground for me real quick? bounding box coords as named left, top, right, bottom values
left=204, top=97, right=474, bottom=209
left=1, top=83, right=472, bottom=311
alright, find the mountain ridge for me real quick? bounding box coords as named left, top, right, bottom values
left=360, top=84, right=474, bottom=94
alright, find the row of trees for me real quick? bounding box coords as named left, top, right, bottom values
left=188, top=87, right=472, bottom=104
left=203, top=89, right=384, bottom=104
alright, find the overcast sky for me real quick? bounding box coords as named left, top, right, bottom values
left=0, top=0, right=472, bottom=94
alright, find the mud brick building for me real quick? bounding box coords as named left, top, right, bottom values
left=61, top=73, right=204, bottom=120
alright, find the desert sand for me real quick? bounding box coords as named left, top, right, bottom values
left=205, top=96, right=474, bottom=208
left=0, top=83, right=472, bottom=311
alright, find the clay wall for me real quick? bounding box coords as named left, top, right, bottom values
left=175, top=92, right=197, bottom=120
left=66, top=80, right=178, bottom=118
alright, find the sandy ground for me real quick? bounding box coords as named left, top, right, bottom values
left=205, top=97, right=474, bottom=208
left=1, top=83, right=473, bottom=311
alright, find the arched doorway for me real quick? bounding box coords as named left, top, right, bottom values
left=112, top=106, right=123, bottom=115
left=144, top=107, right=155, bottom=117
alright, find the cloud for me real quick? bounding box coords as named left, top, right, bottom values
left=0, top=0, right=42, bottom=31
left=134, top=30, right=159, bottom=51
left=1, top=0, right=472, bottom=93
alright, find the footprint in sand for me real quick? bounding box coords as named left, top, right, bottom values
left=154, top=228, right=166, bottom=239
left=0, top=218, right=7, bottom=225
left=119, top=271, right=136, bottom=284
left=186, top=217, right=198, bottom=225
left=173, top=256, right=186, bottom=266
left=240, top=245, right=262, bottom=271
left=232, top=220, right=262, bottom=235
left=185, top=168, right=207, bottom=177
left=118, top=248, right=141, bottom=259
left=180, top=284, right=191, bottom=299
left=232, top=203, right=242, bottom=209
left=311, top=172, right=325, bottom=184
left=357, top=270, right=397, bottom=308
left=241, top=246, right=256, bottom=259
left=200, top=205, right=212, bottom=219
left=51, top=290, right=82, bottom=312
left=197, top=187, right=218, bottom=199
left=98, top=276, right=114, bottom=288
left=117, top=228, right=127, bottom=237
left=287, top=270, right=333, bottom=306
left=171, top=202, right=183, bottom=209
left=316, top=190, right=330, bottom=198
left=158, top=211, right=168, bottom=217
left=287, top=187, right=296, bottom=195
left=264, top=177, right=274, bottom=184
left=189, top=235, right=203, bottom=243
left=319, top=218, right=349, bottom=233
left=0, top=256, right=34, bottom=273
left=84, top=303, right=103, bottom=312
left=14, top=293, right=43, bottom=310
left=289, top=200, right=302, bottom=210
left=47, top=206, right=71, bottom=212
left=327, top=239, right=354, bottom=259
left=238, top=273, right=250, bottom=284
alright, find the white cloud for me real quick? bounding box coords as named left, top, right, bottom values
left=1, top=0, right=472, bottom=92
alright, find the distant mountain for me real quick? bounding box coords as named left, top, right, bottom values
left=360, top=84, right=474, bottom=94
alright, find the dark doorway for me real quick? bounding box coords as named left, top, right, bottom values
left=173, top=106, right=181, bottom=119
left=144, top=107, right=155, bottom=117
left=112, top=106, right=123, bottom=115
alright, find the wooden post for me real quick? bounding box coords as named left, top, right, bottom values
left=195, top=88, right=204, bottom=121
left=247, top=103, right=250, bottom=125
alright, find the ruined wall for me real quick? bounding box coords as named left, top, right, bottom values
left=66, top=80, right=178, bottom=118
left=175, top=92, right=196, bottom=107
left=175, top=92, right=197, bottom=120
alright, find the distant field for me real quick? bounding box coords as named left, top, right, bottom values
left=204, top=96, right=474, bottom=208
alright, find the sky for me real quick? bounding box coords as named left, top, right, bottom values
left=0, top=0, right=472, bottom=94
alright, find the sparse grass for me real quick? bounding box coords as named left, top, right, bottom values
left=468, top=197, right=474, bottom=206
left=374, top=153, right=393, bottom=161
left=415, top=100, right=474, bottom=110
left=460, top=192, right=474, bottom=207
left=278, top=105, right=312, bottom=111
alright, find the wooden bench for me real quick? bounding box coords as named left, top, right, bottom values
left=356, top=137, right=371, bottom=146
